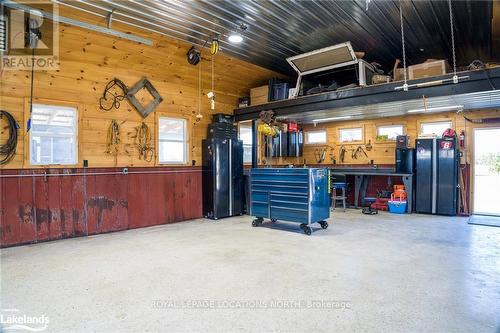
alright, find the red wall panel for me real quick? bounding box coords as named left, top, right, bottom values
left=0, top=167, right=202, bottom=247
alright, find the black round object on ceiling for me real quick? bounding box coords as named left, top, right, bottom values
left=187, top=46, right=201, bottom=65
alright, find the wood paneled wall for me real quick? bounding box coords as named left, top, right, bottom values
left=263, top=109, right=500, bottom=166
left=0, top=7, right=283, bottom=170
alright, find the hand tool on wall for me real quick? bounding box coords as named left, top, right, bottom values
left=314, top=147, right=327, bottom=163
left=360, top=145, right=368, bottom=158
left=365, top=140, right=373, bottom=151
left=339, top=145, right=346, bottom=163
left=352, top=145, right=368, bottom=159
left=327, top=145, right=335, bottom=163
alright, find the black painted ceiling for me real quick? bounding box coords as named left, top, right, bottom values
left=59, top=0, right=497, bottom=75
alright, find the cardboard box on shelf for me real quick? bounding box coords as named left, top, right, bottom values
left=372, top=74, right=391, bottom=84
left=393, top=68, right=409, bottom=81
left=250, top=85, right=269, bottom=106
left=408, top=59, right=449, bottom=79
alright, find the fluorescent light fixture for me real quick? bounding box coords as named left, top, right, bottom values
left=228, top=33, right=243, bottom=43
left=312, top=115, right=352, bottom=123
left=407, top=105, right=464, bottom=113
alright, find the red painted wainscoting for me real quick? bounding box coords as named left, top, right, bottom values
left=0, top=167, right=202, bottom=247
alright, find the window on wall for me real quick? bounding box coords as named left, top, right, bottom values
left=420, top=121, right=452, bottom=136
left=158, top=117, right=187, bottom=164
left=30, top=104, right=77, bottom=165
left=239, top=121, right=253, bottom=163
left=377, top=125, right=404, bottom=140
left=339, top=127, right=363, bottom=142
left=306, top=130, right=327, bottom=144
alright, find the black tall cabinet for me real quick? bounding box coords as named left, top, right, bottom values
left=202, top=117, right=244, bottom=219
left=415, top=138, right=459, bottom=215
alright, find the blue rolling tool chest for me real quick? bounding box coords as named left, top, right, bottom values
left=250, top=168, right=330, bottom=235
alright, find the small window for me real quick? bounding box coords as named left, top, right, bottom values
left=306, top=130, right=326, bottom=144
left=30, top=104, right=77, bottom=165
left=339, top=127, right=363, bottom=142
left=377, top=125, right=404, bottom=140
left=239, top=121, right=253, bottom=163
left=158, top=117, right=187, bottom=164
left=420, top=121, right=452, bottom=136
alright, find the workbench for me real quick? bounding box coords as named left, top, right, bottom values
left=330, top=168, right=413, bottom=213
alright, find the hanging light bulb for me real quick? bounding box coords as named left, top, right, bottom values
left=228, top=33, right=243, bottom=44
left=228, top=23, right=247, bottom=44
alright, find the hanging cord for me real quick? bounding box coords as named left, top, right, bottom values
left=27, top=18, right=41, bottom=124
left=0, top=110, right=19, bottom=165
left=99, top=78, right=128, bottom=111
left=399, top=3, right=408, bottom=91
left=209, top=53, right=215, bottom=110
left=133, top=122, right=154, bottom=162
left=448, top=0, right=458, bottom=83
left=104, top=120, right=121, bottom=155
left=196, top=57, right=203, bottom=121
left=199, top=59, right=201, bottom=112
left=29, top=48, right=35, bottom=115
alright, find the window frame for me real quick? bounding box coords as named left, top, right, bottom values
left=305, top=129, right=327, bottom=145
left=338, top=126, right=364, bottom=143
left=25, top=99, right=80, bottom=167
left=376, top=124, right=405, bottom=141
left=157, top=115, right=189, bottom=165
left=238, top=120, right=253, bottom=164
left=419, top=120, right=453, bottom=136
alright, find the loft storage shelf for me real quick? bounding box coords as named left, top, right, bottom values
left=234, top=67, right=500, bottom=123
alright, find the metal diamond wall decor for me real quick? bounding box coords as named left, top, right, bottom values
left=126, top=77, right=163, bottom=118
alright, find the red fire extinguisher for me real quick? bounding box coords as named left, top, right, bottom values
left=459, top=130, right=465, bottom=148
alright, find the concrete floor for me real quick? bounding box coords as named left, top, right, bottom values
left=1, top=210, right=499, bottom=332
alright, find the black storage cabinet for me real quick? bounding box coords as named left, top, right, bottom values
left=415, top=138, right=459, bottom=215
left=202, top=138, right=244, bottom=219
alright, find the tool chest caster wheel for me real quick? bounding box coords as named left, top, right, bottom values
left=300, top=223, right=312, bottom=235
left=252, top=218, right=263, bottom=227
left=303, top=226, right=312, bottom=235
left=319, top=221, right=328, bottom=229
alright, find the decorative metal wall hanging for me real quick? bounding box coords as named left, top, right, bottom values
left=126, top=77, right=163, bottom=118
left=99, top=78, right=128, bottom=111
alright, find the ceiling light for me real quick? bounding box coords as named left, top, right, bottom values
left=228, top=33, right=243, bottom=43
left=312, top=115, right=352, bottom=123
left=407, top=105, right=464, bottom=113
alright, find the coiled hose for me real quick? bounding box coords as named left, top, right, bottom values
left=0, top=110, right=18, bottom=165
